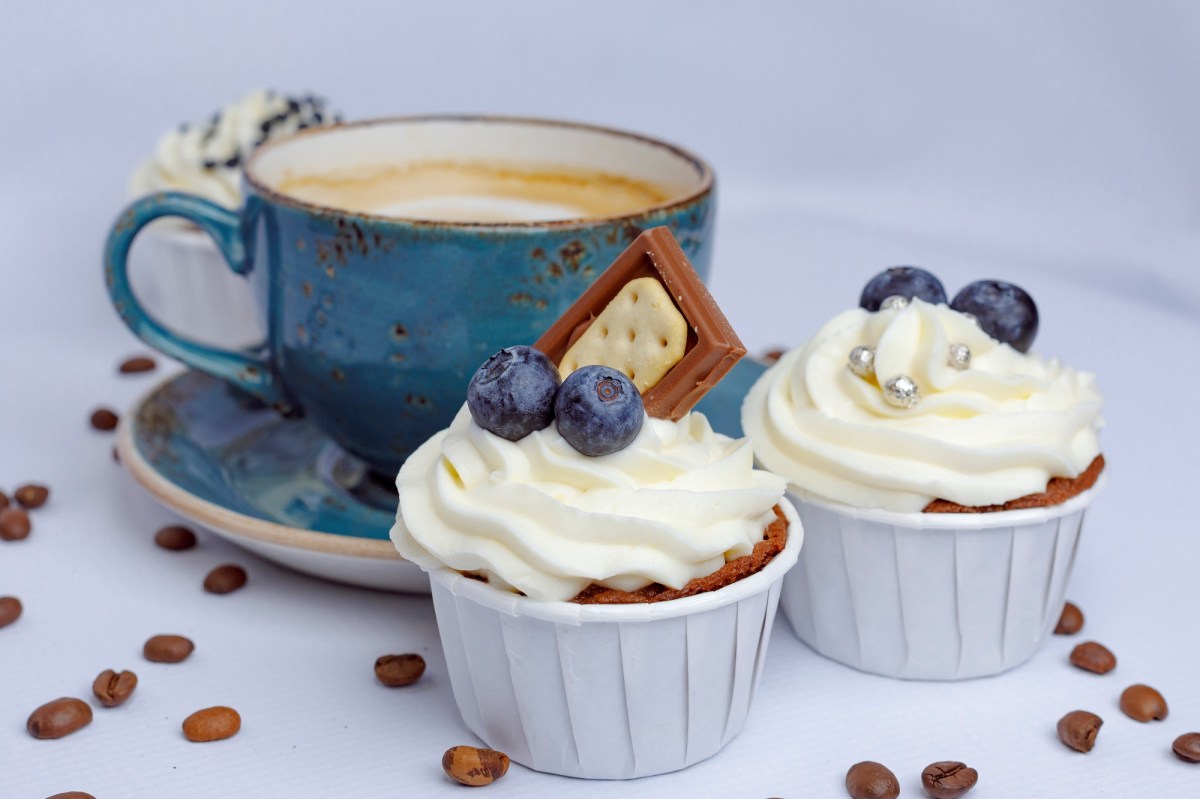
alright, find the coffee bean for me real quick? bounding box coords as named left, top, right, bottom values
left=1173, top=732, right=1200, bottom=763
left=1057, top=710, right=1103, bottom=753
left=442, top=745, right=510, bottom=786
left=27, top=697, right=93, bottom=739
left=90, top=408, right=119, bottom=431
left=46, top=792, right=96, bottom=799
left=92, top=669, right=138, bottom=708
left=845, top=761, right=900, bottom=799
left=203, top=564, right=247, bottom=594
left=921, top=761, right=978, bottom=798
left=1054, top=601, right=1084, bottom=635
left=0, top=596, right=23, bottom=628
left=118, top=355, right=157, bottom=374
left=375, top=653, right=426, bottom=687
left=1119, top=684, right=1167, bottom=722
left=182, top=706, right=241, bottom=742
left=144, top=634, right=194, bottom=663
left=0, top=490, right=8, bottom=510
left=14, top=483, right=50, bottom=509
left=1069, top=641, right=1116, bottom=674
left=154, top=525, right=197, bottom=551
left=0, top=507, right=32, bottom=541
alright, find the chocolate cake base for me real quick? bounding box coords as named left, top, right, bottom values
left=570, top=505, right=789, bottom=605
left=922, top=455, right=1105, bottom=514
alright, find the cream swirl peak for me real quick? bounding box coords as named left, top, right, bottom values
left=742, top=299, right=1102, bottom=512
left=129, top=90, right=336, bottom=208
left=391, top=405, right=786, bottom=602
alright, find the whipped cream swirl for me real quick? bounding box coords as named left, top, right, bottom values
left=742, top=300, right=1103, bottom=512
left=129, top=90, right=336, bottom=207
left=391, top=406, right=787, bottom=602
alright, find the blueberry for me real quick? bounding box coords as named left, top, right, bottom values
left=950, top=280, right=1039, bottom=352
left=466, top=346, right=561, bottom=441
left=554, top=366, right=643, bottom=457
left=859, top=266, right=948, bottom=311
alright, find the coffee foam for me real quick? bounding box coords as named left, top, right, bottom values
left=274, top=161, right=675, bottom=222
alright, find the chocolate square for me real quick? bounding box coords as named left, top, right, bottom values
left=534, top=227, right=744, bottom=420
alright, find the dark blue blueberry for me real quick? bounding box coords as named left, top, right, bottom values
left=466, top=346, right=560, bottom=441
left=554, top=366, right=643, bottom=457
left=859, top=266, right=948, bottom=311
left=950, top=280, right=1039, bottom=352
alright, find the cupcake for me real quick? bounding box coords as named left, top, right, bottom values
left=125, top=90, right=337, bottom=348
left=742, top=268, right=1105, bottom=679
left=390, top=228, right=802, bottom=778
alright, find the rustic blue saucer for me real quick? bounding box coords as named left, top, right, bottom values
left=117, top=359, right=767, bottom=592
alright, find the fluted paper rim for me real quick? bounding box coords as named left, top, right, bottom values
left=428, top=499, right=802, bottom=625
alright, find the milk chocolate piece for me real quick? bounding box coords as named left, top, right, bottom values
left=534, top=227, right=744, bottom=420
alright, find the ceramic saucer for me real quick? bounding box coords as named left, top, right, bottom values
left=117, top=360, right=768, bottom=593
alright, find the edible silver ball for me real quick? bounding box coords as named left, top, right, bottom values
left=883, top=375, right=921, bottom=408
left=948, top=343, right=971, bottom=371
left=848, top=346, right=876, bottom=378
left=880, top=295, right=910, bottom=311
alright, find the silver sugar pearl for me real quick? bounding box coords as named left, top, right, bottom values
left=883, top=374, right=921, bottom=408
left=948, top=343, right=972, bottom=370
left=880, top=295, right=910, bottom=310
left=848, top=345, right=876, bottom=378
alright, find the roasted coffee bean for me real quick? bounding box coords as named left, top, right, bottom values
left=203, top=564, right=247, bottom=594
left=0, top=596, right=23, bottom=628
left=27, top=697, right=93, bottom=739
left=144, top=634, right=194, bottom=663
left=90, top=408, right=119, bottom=431
left=154, top=524, right=197, bottom=551
left=1057, top=710, right=1103, bottom=752
left=1069, top=641, right=1116, bottom=674
left=921, top=761, right=978, bottom=798
left=442, top=745, right=510, bottom=787
left=1173, top=733, right=1200, bottom=763
left=182, top=706, right=241, bottom=742
left=1054, top=601, right=1084, bottom=635
left=1119, top=684, right=1167, bottom=722
left=375, top=653, right=426, bottom=687
left=845, top=761, right=900, bottom=799
left=46, top=792, right=96, bottom=799
left=0, top=490, right=8, bottom=509
left=0, top=507, right=32, bottom=540
left=118, top=355, right=157, bottom=374
left=92, top=669, right=138, bottom=708
left=14, top=483, right=50, bottom=509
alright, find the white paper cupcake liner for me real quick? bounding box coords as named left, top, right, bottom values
left=128, top=222, right=264, bottom=349
left=780, top=476, right=1105, bottom=680
left=427, top=500, right=802, bottom=780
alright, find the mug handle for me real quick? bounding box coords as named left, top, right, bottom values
left=103, top=192, right=293, bottom=413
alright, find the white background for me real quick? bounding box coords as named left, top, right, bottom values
left=2, top=1, right=1199, bottom=796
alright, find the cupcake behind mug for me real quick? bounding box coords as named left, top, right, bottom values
left=742, top=267, right=1105, bottom=680
left=125, top=89, right=338, bottom=349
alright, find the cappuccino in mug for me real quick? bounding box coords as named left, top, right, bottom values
left=274, top=161, right=675, bottom=222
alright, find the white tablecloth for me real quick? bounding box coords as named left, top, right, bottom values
left=3, top=2, right=1198, bottom=796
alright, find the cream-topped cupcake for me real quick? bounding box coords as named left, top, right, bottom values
left=124, top=90, right=337, bottom=348
left=390, top=228, right=802, bottom=778
left=742, top=270, right=1105, bottom=679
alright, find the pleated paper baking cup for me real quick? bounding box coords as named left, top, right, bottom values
left=427, top=500, right=802, bottom=780
left=780, top=476, right=1105, bottom=680
left=128, top=223, right=263, bottom=349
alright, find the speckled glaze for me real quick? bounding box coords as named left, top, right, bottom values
left=105, top=116, right=715, bottom=475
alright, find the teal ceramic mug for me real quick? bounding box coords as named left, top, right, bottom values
left=104, top=116, right=715, bottom=477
